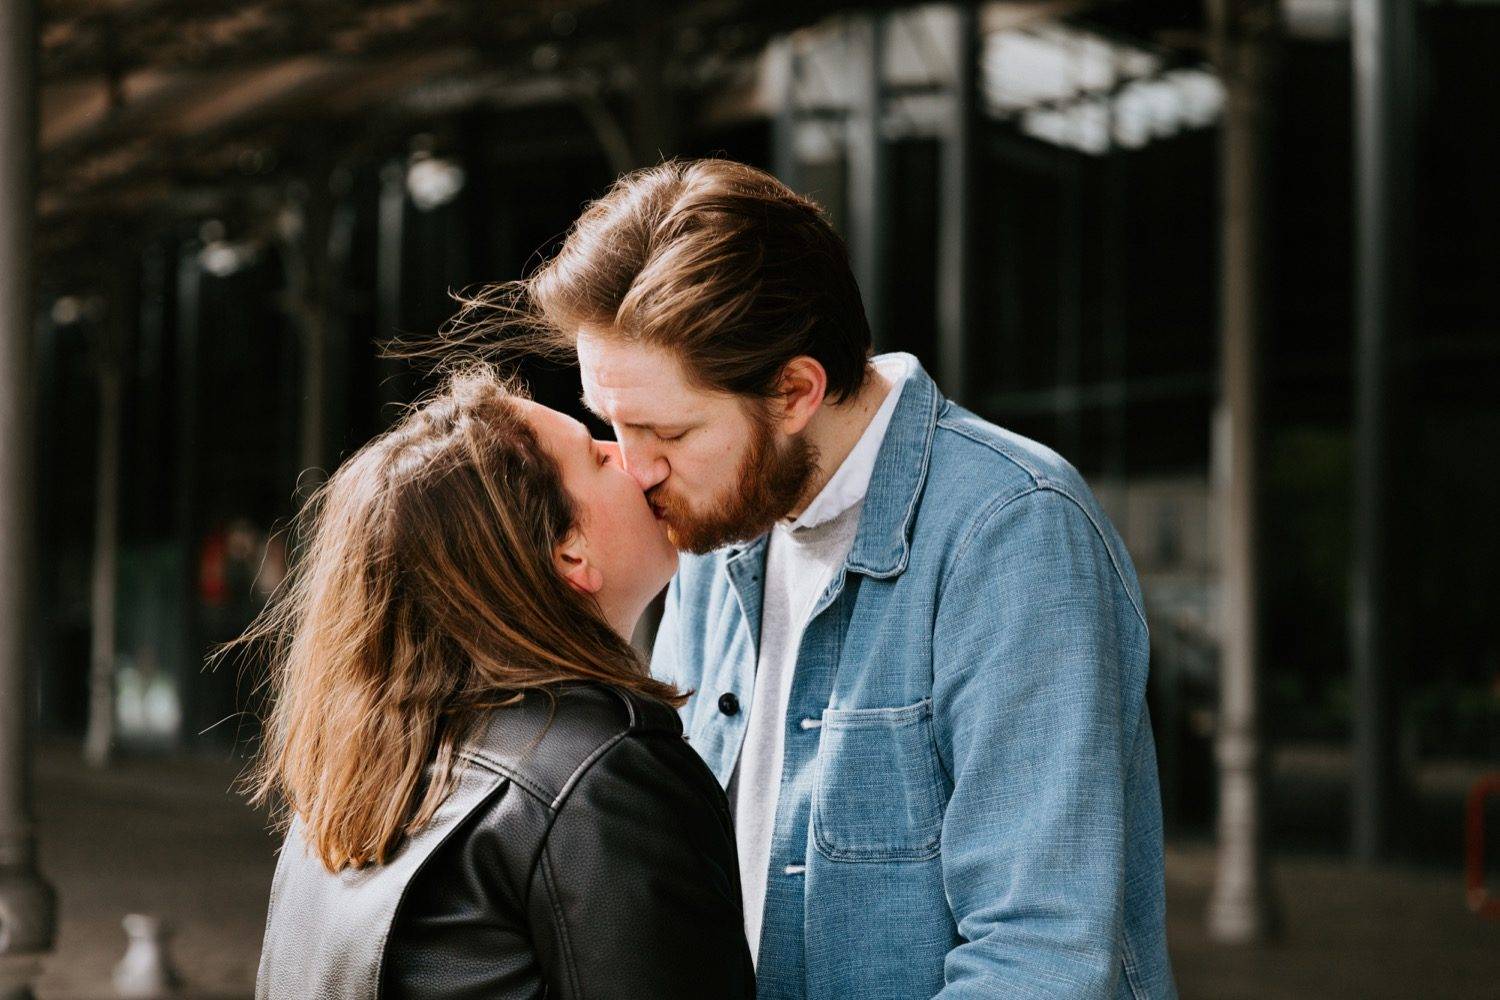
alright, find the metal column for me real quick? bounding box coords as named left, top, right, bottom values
left=279, top=182, right=337, bottom=486
left=1350, top=0, right=1414, bottom=866
left=375, top=162, right=409, bottom=417
left=85, top=282, right=126, bottom=768
left=0, top=0, right=57, bottom=994
left=1206, top=0, right=1278, bottom=944
left=172, top=244, right=202, bottom=748
left=846, top=13, right=891, bottom=351
left=771, top=36, right=803, bottom=192
left=631, top=1, right=680, bottom=166
left=935, top=3, right=979, bottom=403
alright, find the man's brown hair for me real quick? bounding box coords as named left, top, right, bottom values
left=449, top=158, right=873, bottom=403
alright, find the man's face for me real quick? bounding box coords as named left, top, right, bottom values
left=577, top=331, right=816, bottom=554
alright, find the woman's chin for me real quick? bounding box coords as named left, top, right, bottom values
left=657, top=541, right=680, bottom=579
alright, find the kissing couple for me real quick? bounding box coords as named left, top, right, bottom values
left=249, top=158, right=1176, bottom=1000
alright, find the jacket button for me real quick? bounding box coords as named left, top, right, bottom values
left=718, top=692, right=741, bottom=716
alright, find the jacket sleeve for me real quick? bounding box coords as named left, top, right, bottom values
left=930, top=486, right=1149, bottom=998
left=527, top=728, right=755, bottom=1000
left=649, top=573, right=684, bottom=688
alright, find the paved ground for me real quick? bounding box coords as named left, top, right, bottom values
left=23, top=739, right=1500, bottom=999
left=30, top=740, right=277, bottom=1000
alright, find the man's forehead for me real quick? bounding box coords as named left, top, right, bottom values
left=579, top=333, right=677, bottom=386
left=577, top=332, right=703, bottom=414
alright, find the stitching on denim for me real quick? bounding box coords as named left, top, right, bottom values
left=934, top=485, right=1043, bottom=603
left=935, top=483, right=1150, bottom=633
left=936, top=415, right=1048, bottom=481
left=846, top=375, right=940, bottom=578
left=1120, top=929, right=1149, bottom=1000
left=814, top=838, right=942, bottom=863
left=813, top=815, right=942, bottom=862
left=813, top=698, right=945, bottom=863
left=1044, top=485, right=1150, bottom=630
left=820, top=697, right=933, bottom=728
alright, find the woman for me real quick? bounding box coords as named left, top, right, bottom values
left=239, top=365, right=754, bottom=999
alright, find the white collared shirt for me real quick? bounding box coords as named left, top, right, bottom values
left=785, top=353, right=914, bottom=532
left=729, top=352, right=913, bottom=963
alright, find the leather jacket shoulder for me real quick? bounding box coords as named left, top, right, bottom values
left=256, top=683, right=754, bottom=1000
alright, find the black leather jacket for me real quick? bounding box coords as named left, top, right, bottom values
left=256, top=684, right=755, bottom=999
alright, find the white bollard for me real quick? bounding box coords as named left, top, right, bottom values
left=112, top=914, right=180, bottom=999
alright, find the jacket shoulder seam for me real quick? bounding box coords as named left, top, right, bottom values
left=939, top=483, right=1149, bottom=631
left=549, top=731, right=630, bottom=811
left=459, top=747, right=556, bottom=807
left=934, top=415, right=1047, bottom=484
left=461, top=687, right=652, bottom=809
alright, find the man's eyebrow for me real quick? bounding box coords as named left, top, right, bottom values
left=577, top=392, right=684, bottom=431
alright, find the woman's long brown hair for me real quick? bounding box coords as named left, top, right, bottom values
left=227, top=364, right=681, bottom=872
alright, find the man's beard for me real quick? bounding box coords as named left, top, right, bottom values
left=649, top=407, right=818, bottom=555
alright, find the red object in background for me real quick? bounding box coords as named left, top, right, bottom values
left=1466, top=772, right=1500, bottom=920
left=198, top=528, right=228, bottom=607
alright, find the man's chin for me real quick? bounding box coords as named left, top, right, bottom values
left=664, top=521, right=720, bottom=556
left=664, top=513, right=780, bottom=556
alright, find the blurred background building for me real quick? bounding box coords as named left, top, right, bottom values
left=1, top=0, right=1497, bottom=997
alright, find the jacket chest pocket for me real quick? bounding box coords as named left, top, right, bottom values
left=812, top=698, right=946, bottom=862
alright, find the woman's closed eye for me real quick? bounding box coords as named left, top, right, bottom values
left=594, top=441, right=622, bottom=466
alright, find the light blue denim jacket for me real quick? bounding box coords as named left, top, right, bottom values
left=652, top=356, right=1176, bottom=999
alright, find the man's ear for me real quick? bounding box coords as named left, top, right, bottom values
left=774, top=356, right=828, bottom=435
left=553, top=529, right=604, bottom=595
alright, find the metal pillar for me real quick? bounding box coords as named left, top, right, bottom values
left=172, top=244, right=202, bottom=748
left=84, top=283, right=126, bottom=768
left=375, top=161, right=408, bottom=417
left=279, top=183, right=336, bottom=487
left=1206, top=0, right=1278, bottom=944
left=0, top=1, right=57, bottom=994
left=1056, top=153, right=1084, bottom=464
left=846, top=13, right=891, bottom=351
left=631, top=1, right=679, bottom=166
left=771, top=36, right=803, bottom=192
left=1100, top=153, right=1128, bottom=484
left=1350, top=0, right=1414, bottom=866
left=935, top=3, right=979, bottom=403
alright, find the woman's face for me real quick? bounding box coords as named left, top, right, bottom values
left=515, top=400, right=679, bottom=632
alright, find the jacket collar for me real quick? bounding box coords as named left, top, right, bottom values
left=721, top=353, right=941, bottom=580
left=843, top=354, right=940, bottom=578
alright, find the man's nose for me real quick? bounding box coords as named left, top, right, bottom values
left=617, top=437, right=669, bottom=491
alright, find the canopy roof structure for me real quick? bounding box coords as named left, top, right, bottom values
left=37, top=0, right=1211, bottom=268
left=38, top=1, right=908, bottom=255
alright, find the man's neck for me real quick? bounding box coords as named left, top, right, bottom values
left=787, top=367, right=895, bottom=520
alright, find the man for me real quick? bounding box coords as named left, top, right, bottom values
left=519, top=158, right=1175, bottom=999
